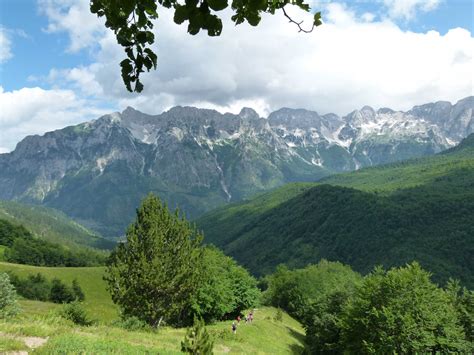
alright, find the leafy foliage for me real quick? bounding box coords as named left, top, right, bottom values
left=0, top=272, right=19, bottom=319
left=8, top=273, right=85, bottom=304
left=191, top=246, right=260, bottom=323
left=90, top=0, right=321, bottom=92
left=0, top=219, right=107, bottom=267
left=340, top=263, right=471, bottom=353
left=264, top=262, right=473, bottom=353
left=72, top=279, right=85, bottom=302
left=181, top=316, right=214, bottom=355
left=105, top=193, right=203, bottom=327
left=60, top=301, right=94, bottom=326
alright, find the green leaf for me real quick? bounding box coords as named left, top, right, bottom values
left=207, top=0, right=228, bottom=11
left=314, top=12, right=322, bottom=26
left=174, top=5, right=190, bottom=25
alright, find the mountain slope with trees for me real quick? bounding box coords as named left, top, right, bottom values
left=1, top=98, right=471, bottom=238
left=0, top=200, right=113, bottom=250
left=198, top=134, right=474, bottom=287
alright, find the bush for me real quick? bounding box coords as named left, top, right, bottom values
left=0, top=272, right=20, bottom=319
left=8, top=273, right=51, bottom=301
left=274, top=308, right=283, bottom=322
left=181, top=316, right=214, bottom=354
left=72, top=279, right=85, bottom=301
left=60, top=301, right=93, bottom=326
left=113, top=315, right=151, bottom=331
left=50, top=278, right=76, bottom=304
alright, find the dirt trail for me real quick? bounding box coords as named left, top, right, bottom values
left=0, top=332, right=48, bottom=354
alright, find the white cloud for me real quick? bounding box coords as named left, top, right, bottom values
left=2, top=1, right=473, bottom=151
left=0, top=28, right=13, bottom=63
left=54, top=4, right=472, bottom=115
left=383, top=0, right=441, bottom=21
left=38, top=0, right=105, bottom=52
left=0, top=86, right=110, bottom=152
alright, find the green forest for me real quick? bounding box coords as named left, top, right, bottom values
left=198, top=134, right=474, bottom=288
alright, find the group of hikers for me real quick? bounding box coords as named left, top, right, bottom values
left=231, top=310, right=254, bottom=334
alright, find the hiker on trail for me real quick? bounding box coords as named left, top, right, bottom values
left=249, top=311, right=253, bottom=323
left=232, top=321, right=237, bottom=334
left=237, top=315, right=241, bottom=324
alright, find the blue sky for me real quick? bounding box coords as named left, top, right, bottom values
left=1, top=0, right=472, bottom=91
left=0, top=0, right=473, bottom=152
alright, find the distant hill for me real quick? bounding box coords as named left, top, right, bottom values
left=197, top=134, right=474, bottom=287
left=0, top=201, right=114, bottom=250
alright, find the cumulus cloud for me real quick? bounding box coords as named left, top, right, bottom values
left=0, top=28, right=13, bottom=63
left=50, top=3, right=472, bottom=116
left=0, top=86, right=110, bottom=152
left=383, top=0, right=441, bottom=21
left=38, top=0, right=105, bottom=52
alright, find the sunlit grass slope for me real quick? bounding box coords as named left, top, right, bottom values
left=0, top=262, right=117, bottom=321
left=0, top=307, right=305, bottom=354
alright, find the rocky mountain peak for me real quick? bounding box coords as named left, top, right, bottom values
left=238, top=107, right=260, bottom=121
left=1, top=97, right=472, bottom=237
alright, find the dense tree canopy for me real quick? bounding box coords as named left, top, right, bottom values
left=105, top=193, right=204, bottom=327
left=90, top=0, right=322, bottom=92
left=264, top=262, right=473, bottom=353
left=191, top=246, right=260, bottom=322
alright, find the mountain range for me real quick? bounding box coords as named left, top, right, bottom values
left=0, top=96, right=472, bottom=237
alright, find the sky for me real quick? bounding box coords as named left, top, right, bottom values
left=0, top=0, right=473, bottom=153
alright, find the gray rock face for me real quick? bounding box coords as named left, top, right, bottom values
left=0, top=97, right=472, bottom=237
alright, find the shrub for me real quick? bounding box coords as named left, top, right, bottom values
left=0, top=272, right=20, bottom=319
left=72, top=279, right=85, bottom=301
left=274, top=308, right=283, bottom=322
left=50, top=278, right=75, bottom=304
left=181, top=316, right=214, bottom=354
left=114, top=315, right=151, bottom=331
left=60, top=301, right=93, bottom=326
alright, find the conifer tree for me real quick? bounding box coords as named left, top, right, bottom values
left=72, top=279, right=85, bottom=301
left=0, top=272, right=19, bottom=318
left=105, top=193, right=203, bottom=327
left=181, top=316, right=214, bottom=355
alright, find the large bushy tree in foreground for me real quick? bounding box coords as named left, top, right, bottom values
left=341, top=263, right=471, bottom=353
left=191, top=246, right=260, bottom=322
left=90, top=0, right=322, bottom=92
left=105, top=193, right=203, bottom=327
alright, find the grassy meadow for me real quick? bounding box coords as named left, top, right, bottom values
left=0, top=261, right=306, bottom=353
left=0, top=262, right=117, bottom=322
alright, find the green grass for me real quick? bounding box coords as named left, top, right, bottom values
left=0, top=262, right=117, bottom=322
left=0, top=307, right=305, bottom=354
left=0, top=337, right=29, bottom=352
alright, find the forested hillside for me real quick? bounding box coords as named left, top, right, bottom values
left=198, top=134, right=474, bottom=287
left=0, top=201, right=114, bottom=250
left=0, top=219, right=107, bottom=267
